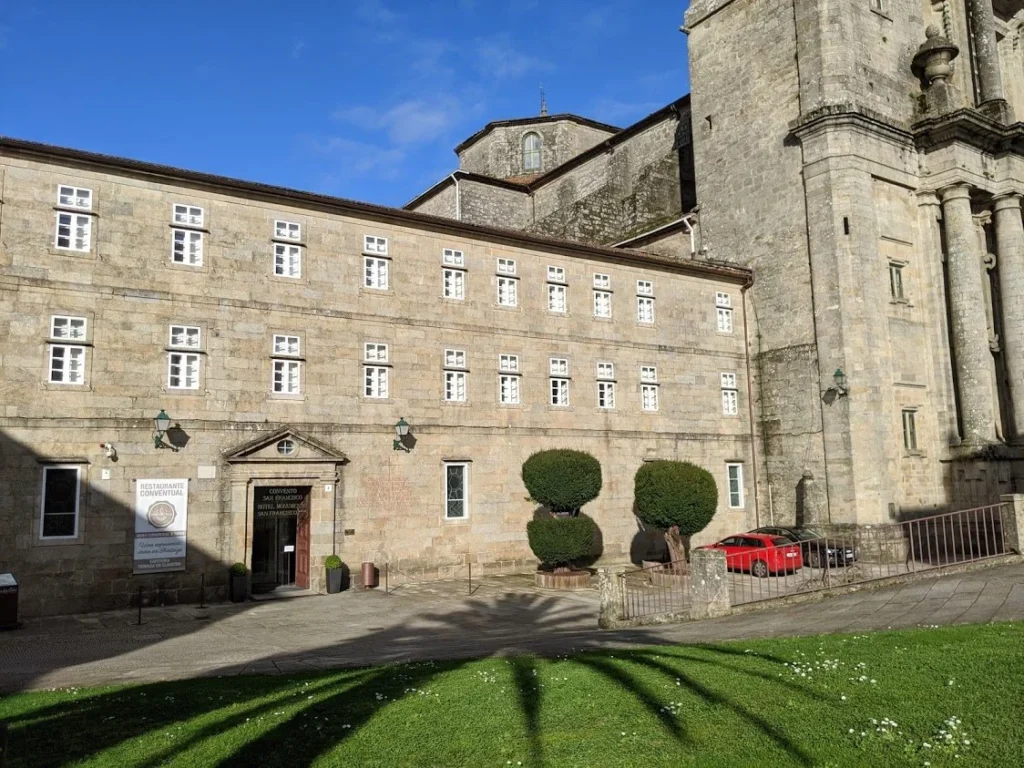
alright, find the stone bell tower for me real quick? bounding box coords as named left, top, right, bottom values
left=684, top=0, right=1024, bottom=525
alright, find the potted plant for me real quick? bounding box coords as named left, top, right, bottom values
left=229, top=562, right=248, bottom=603
left=522, top=449, right=603, bottom=588
left=325, top=555, right=344, bottom=594
left=633, top=460, right=717, bottom=575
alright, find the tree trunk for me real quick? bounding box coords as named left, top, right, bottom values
left=664, top=526, right=690, bottom=572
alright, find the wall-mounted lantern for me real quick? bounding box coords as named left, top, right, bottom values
left=153, top=409, right=179, bottom=451
left=393, top=417, right=412, bottom=452
left=833, top=368, right=848, bottom=396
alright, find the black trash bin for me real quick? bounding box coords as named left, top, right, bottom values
left=0, top=572, right=18, bottom=630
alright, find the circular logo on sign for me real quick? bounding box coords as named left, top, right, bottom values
left=147, top=501, right=177, bottom=529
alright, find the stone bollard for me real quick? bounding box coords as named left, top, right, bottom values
left=1000, top=495, right=1024, bottom=554
left=597, top=567, right=624, bottom=629
left=689, top=548, right=730, bottom=620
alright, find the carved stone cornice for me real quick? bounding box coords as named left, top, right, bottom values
left=788, top=103, right=914, bottom=145
left=913, top=108, right=1024, bottom=153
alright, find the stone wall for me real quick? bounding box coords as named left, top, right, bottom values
left=0, top=151, right=754, bottom=615
left=458, top=179, right=532, bottom=230
left=458, top=119, right=615, bottom=180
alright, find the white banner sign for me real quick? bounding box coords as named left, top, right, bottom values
left=134, top=478, right=188, bottom=574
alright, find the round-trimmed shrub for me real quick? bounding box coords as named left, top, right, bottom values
left=634, top=460, right=718, bottom=564
left=229, top=562, right=248, bottom=576
left=522, top=449, right=602, bottom=515
left=527, top=514, right=598, bottom=568
left=324, top=555, right=343, bottom=571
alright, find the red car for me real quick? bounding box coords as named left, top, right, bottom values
left=700, top=533, right=803, bottom=577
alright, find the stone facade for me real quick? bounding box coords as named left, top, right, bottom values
left=0, top=142, right=753, bottom=616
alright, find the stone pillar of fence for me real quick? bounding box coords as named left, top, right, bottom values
left=689, top=548, right=731, bottom=620
left=999, top=495, right=1024, bottom=554
left=597, top=567, right=625, bottom=628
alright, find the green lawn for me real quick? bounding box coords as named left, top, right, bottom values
left=2, top=622, right=1022, bottom=767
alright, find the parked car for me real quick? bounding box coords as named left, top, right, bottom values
left=700, top=533, right=803, bottom=577
left=750, top=526, right=857, bottom=568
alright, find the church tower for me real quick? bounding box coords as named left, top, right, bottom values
left=684, top=0, right=1024, bottom=524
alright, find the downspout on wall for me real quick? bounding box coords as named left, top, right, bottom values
left=449, top=173, right=462, bottom=221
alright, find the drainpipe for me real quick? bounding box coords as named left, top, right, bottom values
left=449, top=173, right=462, bottom=221
left=741, top=277, right=760, bottom=528
left=681, top=213, right=696, bottom=257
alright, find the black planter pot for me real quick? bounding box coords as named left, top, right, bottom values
left=326, top=568, right=343, bottom=594
left=229, top=573, right=247, bottom=603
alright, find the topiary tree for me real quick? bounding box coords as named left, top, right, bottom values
left=634, top=460, right=718, bottom=569
left=527, top=513, right=598, bottom=570
left=522, top=449, right=602, bottom=516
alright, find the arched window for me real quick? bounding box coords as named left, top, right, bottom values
left=523, top=132, right=541, bottom=171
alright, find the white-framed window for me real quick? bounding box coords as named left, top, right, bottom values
left=57, top=185, right=92, bottom=210
left=55, top=212, right=91, bottom=252
left=727, top=463, right=745, bottom=508
left=172, top=229, right=203, bottom=265
left=593, top=273, right=610, bottom=290
left=40, top=465, right=80, bottom=539
left=444, top=461, right=470, bottom=519
left=597, top=361, right=615, bottom=409
left=523, top=132, right=541, bottom=172
left=637, top=280, right=653, bottom=296
left=716, top=292, right=733, bottom=333
left=889, top=262, right=905, bottom=301
left=637, top=296, right=655, bottom=324
left=721, top=372, right=739, bottom=415
left=902, top=409, right=918, bottom=452
left=275, top=220, right=301, bottom=241
left=641, top=365, right=659, bottom=412
left=442, top=248, right=464, bottom=267
left=169, top=325, right=201, bottom=348
left=364, top=234, right=388, bottom=255
left=497, top=258, right=517, bottom=275
left=594, top=290, right=612, bottom=318
left=274, top=243, right=302, bottom=278
left=547, top=265, right=566, bottom=283
left=51, top=315, right=87, bottom=341
left=444, top=349, right=467, bottom=402
left=49, top=345, right=85, bottom=384
left=273, top=334, right=301, bottom=356
left=549, top=357, right=570, bottom=406
left=443, top=268, right=465, bottom=300
left=168, top=352, right=201, bottom=389
left=272, top=360, right=302, bottom=394
left=173, top=204, right=204, bottom=227
left=364, top=342, right=389, bottom=398
left=548, top=284, right=567, bottom=313
left=364, top=256, right=389, bottom=289
left=498, top=276, right=519, bottom=307
left=499, top=354, right=521, bottom=405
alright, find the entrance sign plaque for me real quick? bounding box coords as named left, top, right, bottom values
left=134, top=479, right=189, bottom=573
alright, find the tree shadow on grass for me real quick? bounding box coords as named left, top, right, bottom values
left=3, top=596, right=827, bottom=768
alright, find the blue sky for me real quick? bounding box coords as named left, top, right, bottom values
left=0, top=1, right=692, bottom=207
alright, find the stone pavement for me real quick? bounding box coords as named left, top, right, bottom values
left=1, top=564, right=1023, bottom=692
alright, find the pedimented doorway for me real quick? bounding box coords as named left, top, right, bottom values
left=251, top=485, right=311, bottom=592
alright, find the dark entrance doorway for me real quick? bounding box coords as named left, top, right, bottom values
left=251, top=486, right=311, bottom=593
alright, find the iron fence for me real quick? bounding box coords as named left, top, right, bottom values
left=618, top=561, right=690, bottom=620
left=730, top=503, right=1008, bottom=606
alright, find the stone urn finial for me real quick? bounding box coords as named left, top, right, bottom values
left=912, top=25, right=959, bottom=86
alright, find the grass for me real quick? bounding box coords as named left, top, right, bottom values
left=2, top=622, right=1022, bottom=767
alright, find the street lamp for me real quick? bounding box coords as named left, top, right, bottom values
left=393, top=417, right=411, bottom=452
left=833, top=369, right=848, bottom=397
left=153, top=409, right=179, bottom=451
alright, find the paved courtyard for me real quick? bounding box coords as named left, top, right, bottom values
left=1, top=563, right=1023, bottom=692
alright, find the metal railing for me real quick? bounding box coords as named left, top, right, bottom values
left=618, top=560, right=691, bottom=620
left=730, top=503, right=1008, bottom=606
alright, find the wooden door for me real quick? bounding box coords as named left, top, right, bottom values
left=295, top=488, right=311, bottom=589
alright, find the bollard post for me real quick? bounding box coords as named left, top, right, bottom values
left=468, top=562, right=472, bottom=595
left=137, top=586, right=143, bottom=626
left=199, top=573, right=206, bottom=608
left=597, top=567, right=625, bottom=628
left=689, top=549, right=731, bottom=620
left=385, top=563, right=389, bottom=595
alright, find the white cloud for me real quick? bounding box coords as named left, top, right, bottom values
left=475, top=35, right=549, bottom=80
left=290, top=39, right=306, bottom=59
left=306, top=136, right=407, bottom=180
left=332, top=96, right=462, bottom=146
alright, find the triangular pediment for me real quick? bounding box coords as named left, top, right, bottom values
left=224, top=428, right=347, bottom=463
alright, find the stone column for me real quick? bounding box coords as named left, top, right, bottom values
left=995, top=194, right=1024, bottom=441
left=941, top=185, right=998, bottom=445
left=596, top=567, right=625, bottom=628
left=999, top=494, right=1023, bottom=554
left=968, top=0, right=1005, bottom=105
left=689, top=548, right=730, bottom=620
